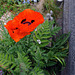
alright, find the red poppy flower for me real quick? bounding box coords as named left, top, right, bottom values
left=5, top=19, right=31, bottom=42
left=4, top=9, right=44, bottom=42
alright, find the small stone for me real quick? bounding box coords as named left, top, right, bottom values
left=34, top=0, right=37, bottom=2
left=35, top=28, right=37, bottom=31
left=50, top=16, right=53, bottom=21
left=37, top=39, right=41, bottom=44
left=4, top=23, right=6, bottom=25
left=50, top=10, right=53, bottom=15
left=57, top=0, right=63, bottom=2
left=46, top=13, right=51, bottom=16
left=7, top=15, right=10, bottom=18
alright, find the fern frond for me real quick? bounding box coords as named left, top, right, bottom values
left=52, top=32, right=70, bottom=50
left=15, top=52, right=31, bottom=74
left=30, top=67, right=44, bottom=75
left=33, top=20, right=61, bottom=47
left=0, top=53, right=16, bottom=72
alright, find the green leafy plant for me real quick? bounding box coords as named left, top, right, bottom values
left=33, top=20, right=61, bottom=47
left=0, top=20, right=69, bottom=75
left=0, top=0, right=31, bottom=18
left=43, top=0, right=61, bottom=18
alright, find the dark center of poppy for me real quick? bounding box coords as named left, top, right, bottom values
left=21, top=19, right=35, bottom=26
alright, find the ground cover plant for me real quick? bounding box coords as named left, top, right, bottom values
left=0, top=19, right=70, bottom=75
left=43, top=0, right=61, bottom=19
left=0, top=0, right=31, bottom=18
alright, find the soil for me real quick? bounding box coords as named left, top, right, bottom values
left=36, top=0, right=45, bottom=13
left=0, top=11, right=12, bottom=24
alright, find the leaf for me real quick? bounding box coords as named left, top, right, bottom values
left=10, top=64, right=16, bottom=69
left=54, top=56, right=63, bottom=66
left=35, top=31, right=40, bottom=39
left=33, top=35, right=37, bottom=41
left=0, top=53, right=16, bottom=73
left=30, top=67, right=44, bottom=75
left=41, top=35, right=52, bottom=39
left=42, top=31, right=50, bottom=35
left=41, top=40, right=49, bottom=43
left=39, top=42, right=49, bottom=47
left=46, top=61, right=57, bottom=66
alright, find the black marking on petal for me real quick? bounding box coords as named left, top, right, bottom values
left=12, top=31, right=14, bottom=33
left=31, top=20, right=35, bottom=23
left=23, top=22, right=31, bottom=26
left=21, top=19, right=26, bottom=24
left=16, top=28, right=18, bottom=29
left=21, top=19, right=35, bottom=26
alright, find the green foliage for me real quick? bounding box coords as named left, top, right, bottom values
left=0, top=53, right=16, bottom=71
left=0, top=5, right=8, bottom=18
left=0, top=20, right=70, bottom=75
left=33, top=20, right=61, bottom=47
left=30, top=67, right=44, bottom=75
left=43, top=0, right=61, bottom=18
left=0, top=0, right=31, bottom=18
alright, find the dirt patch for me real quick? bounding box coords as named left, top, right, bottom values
left=0, top=11, right=12, bottom=24
left=36, top=0, right=45, bottom=13
left=0, top=11, right=13, bottom=38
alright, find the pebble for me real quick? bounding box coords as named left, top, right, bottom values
left=57, top=0, right=63, bottom=2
